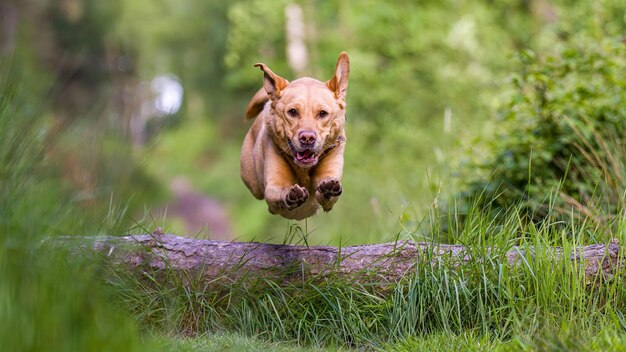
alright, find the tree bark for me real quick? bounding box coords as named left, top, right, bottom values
left=63, top=230, right=622, bottom=285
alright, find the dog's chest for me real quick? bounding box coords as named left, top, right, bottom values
left=289, top=162, right=315, bottom=190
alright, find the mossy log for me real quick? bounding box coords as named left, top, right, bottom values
left=62, top=229, right=622, bottom=285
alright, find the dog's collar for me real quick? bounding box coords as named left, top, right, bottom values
left=320, top=136, right=345, bottom=158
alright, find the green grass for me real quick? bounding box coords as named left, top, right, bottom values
left=103, top=203, right=626, bottom=350
left=158, top=333, right=340, bottom=351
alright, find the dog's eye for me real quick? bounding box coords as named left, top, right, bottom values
left=318, top=110, right=328, bottom=119
left=287, top=109, right=298, bottom=117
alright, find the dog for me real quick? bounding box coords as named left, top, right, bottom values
left=240, top=52, right=350, bottom=220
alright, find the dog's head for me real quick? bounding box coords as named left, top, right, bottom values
left=254, top=52, right=350, bottom=168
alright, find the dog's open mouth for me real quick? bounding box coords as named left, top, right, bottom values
left=296, top=149, right=317, bottom=163
left=288, top=140, right=319, bottom=166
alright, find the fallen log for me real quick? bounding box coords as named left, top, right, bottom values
left=58, top=229, right=623, bottom=285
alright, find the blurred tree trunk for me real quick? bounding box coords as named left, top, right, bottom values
left=0, top=1, right=19, bottom=55
left=285, top=3, right=308, bottom=77
left=64, top=232, right=621, bottom=285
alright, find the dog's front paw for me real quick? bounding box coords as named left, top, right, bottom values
left=317, top=178, right=342, bottom=199
left=284, top=184, right=309, bottom=210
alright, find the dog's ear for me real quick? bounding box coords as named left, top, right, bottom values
left=254, top=63, right=289, bottom=101
left=326, top=52, right=350, bottom=101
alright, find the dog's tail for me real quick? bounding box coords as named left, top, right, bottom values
left=245, top=88, right=269, bottom=120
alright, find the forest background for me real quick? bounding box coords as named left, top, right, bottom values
left=1, top=0, right=626, bottom=350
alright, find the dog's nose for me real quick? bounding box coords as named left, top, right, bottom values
left=298, top=130, right=317, bottom=145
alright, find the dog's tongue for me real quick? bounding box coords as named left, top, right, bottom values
left=297, top=149, right=314, bottom=161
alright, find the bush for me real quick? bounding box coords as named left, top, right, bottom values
left=457, top=37, right=626, bottom=225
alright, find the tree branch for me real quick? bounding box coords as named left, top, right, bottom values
left=61, top=230, right=622, bottom=285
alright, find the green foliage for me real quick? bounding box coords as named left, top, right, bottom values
left=225, top=0, right=291, bottom=90
left=457, top=37, right=626, bottom=224
left=0, top=64, right=156, bottom=352
left=117, top=0, right=236, bottom=115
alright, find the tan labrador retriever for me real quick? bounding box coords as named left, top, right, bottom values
left=240, top=52, right=350, bottom=220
